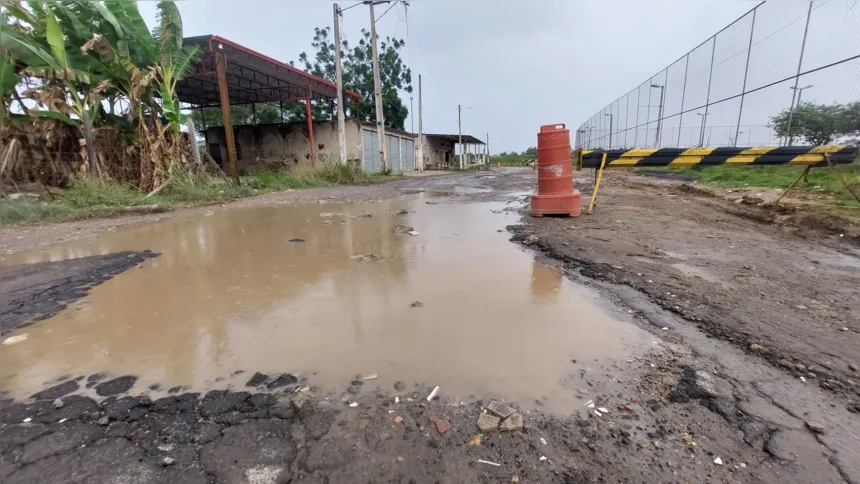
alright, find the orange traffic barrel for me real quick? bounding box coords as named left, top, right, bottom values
left=531, top=124, right=581, bottom=217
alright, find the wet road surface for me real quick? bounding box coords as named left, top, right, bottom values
left=1, top=189, right=651, bottom=413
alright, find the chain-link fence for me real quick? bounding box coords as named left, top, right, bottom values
left=575, top=0, right=860, bottom=150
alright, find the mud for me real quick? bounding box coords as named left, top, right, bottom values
left=2, top=168, right=860, bottom=483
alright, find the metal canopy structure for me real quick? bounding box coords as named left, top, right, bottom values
left=424, top=134, right=485, bottom=145
left=177, top=35, right=361, bottom=108
left=176, top=35, right=363, bottom=181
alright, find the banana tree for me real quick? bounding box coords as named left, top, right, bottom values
left=153, top=1, right=199, bottom=132
left=1, top=6, right=108, bottom=174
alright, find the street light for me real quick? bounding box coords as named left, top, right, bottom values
left=786, top=84, right=813, bottom=146
left=604, top=113, right=614, bottom=149
left=650, top=84, right=665, bottom=148
left=696, top=112, right=707, bottom=147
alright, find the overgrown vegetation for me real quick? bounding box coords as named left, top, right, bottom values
left=1, top=0, right=201, bottom=191
left=638, top=165, right=860, bottom=205
left=490, top=147, right=537, bottom=166
left=0, top=164, right=392, bottom=225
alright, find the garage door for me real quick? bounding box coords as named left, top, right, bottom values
left=362, top=129, right=380, bottom=173
left=403, top=139, right=415, bottom=170
left=387, top=135, right=401, bottom=171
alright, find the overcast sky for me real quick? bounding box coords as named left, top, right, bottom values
left=140, top=0, right=759, bottom=152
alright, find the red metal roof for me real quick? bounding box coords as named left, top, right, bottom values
left=176, top=35, right=361, bottom=107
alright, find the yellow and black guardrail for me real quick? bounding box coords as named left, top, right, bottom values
left=578, top=145, right=857, bottom=169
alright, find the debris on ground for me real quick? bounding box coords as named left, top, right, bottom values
left=394, top=381, right=406, bottom=391
left=288, top=238, right=305, bottom=243
left=394, top=224, right=415, bottom=234
left=714, top=457, right=723, bottom=465
left=3, top=334, right=28, bottom=345
left=540, top=437, right=547, bottom=445
left=523, top=234, right=538, bottom=245
left=539, top=456, right=547, bottom=462
left=52, top=398, right=64, bottom=409
left=805, top=421, right=825, bottom=434
left=291, top=393, right=310, bottom=412
left=477, top=459, right=501, bottom=467
left=407, top=230, right=420, bottom=236
left=362, top=373, right=378, bottom=380
left=467, top=435, right=482, bottom=446
left=348, top=402, right=358, bottom=407
left=477, top=413, right=501, bottom=432
left=429, top=416, right=452, bottom=434
left=511, top=476, right=520, bottom=483
left=487, top=400, right=517, bottom=419
left=349, top=254, right=380, bottom=263
left=426, top=386, right=440, bottom=401
left=410, top=301, right=424, bottom=308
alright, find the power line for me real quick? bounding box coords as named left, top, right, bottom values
left=375, top=1, right=398, bottom=22
left=407, top=14, right=449, bottom=103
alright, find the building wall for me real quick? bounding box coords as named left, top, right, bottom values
left=205, top=119, right=364, bottom=173
left=420, top=136, right=457, bottom=167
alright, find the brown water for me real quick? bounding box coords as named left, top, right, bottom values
left=0, top=197, right=653, bottom=412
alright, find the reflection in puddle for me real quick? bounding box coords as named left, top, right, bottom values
left=0, top=199, right=653, bottom=412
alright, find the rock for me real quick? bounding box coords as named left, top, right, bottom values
left=476, top=413, right=501, bottom=432
left=777, top=359, right=794, bottom=370
left=266, top=374, right=298, bottom=389
left=487, top=400, right=517, bottom=419
left=523, top=235, right=538, bottom=245
left=667, top=368, right=731, bottom=402
left=291, top=393, right=310, bottom=413
left=500, top=413, right=524, bottom=432
left=410, top=301, right=423, bottom=308
left=394, top=381, right=406, bottom=391
left=199, top=390, right=250, bottom=417
left=429, top=417, right=451, bottom=435
left=97, top=416, right=110, bottom=426
left=162, top=457, right=175, bottom=466
left=52, top=398, right=64, bottom=409
left=94, top=376, right=138, bottom=397
left=805, top=421, right=825, bottom=434
left=246, top=372, right=269, bottom=387
left=850, top=363, right=858, bottom=372
left=749, top=343, right=765, bottom=352
left=347, top=384, right=362, bottom=395
left=794, top=363, right=807, bottom=372
left=393, top=224, right=414, bottom=234
left=31, top=381, right=79, bottom=401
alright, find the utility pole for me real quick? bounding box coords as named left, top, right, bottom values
left=417, top=74, right=423, bottom=172
left=458, top=104, right=463, bottom=170
left=333, top=3, right=347, bottom=164
left=368, top=1, right=388, bottom=171
left=486, top=132, right=490, bottom=166
left=410, top=96, right=414, bottom=133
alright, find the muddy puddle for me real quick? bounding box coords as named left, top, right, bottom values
left=0, top=196, right=655, bottom=413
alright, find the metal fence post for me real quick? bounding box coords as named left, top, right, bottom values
left=735, top=7, right=757, bottom=147
left=702, top=36, right=717, bottom=147
left=625, top=93, right=630, bottom=148
left=677, top=53, right=689, bottom=147
left=786, top=0, right=813, bottom=146
left=634, top=85, right=641, bottom=147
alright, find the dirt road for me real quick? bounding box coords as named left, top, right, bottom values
left=1, top=168, right=859, bottom=483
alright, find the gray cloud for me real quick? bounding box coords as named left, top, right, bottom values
left=141, top=0, right=753, bottom=152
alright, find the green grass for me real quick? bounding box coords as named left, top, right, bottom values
left=636, top=165, right=860, bottom=205
left=0, top=164, right=395, bottom=226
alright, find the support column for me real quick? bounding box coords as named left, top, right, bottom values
left=215, top=52, right=239, bottom=184
left=305, top=97, right=317, bottom=168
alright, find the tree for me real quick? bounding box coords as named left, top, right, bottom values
left=298, top=27, right=412, bottom=130
left=770, top=102, right=854, bottom=146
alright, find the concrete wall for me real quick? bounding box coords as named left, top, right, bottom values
left=205, top=119, right=363, bottom=173
left=420, top=136, right=456, bottom=167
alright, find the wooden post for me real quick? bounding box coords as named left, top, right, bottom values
left=417, top=74, right=423, bottom=172
left=305, top=97, right=317, bottom=168
left=216, top=52, right=239, bottom=184
left=369, top=1, right=388, bottom=171
left=333, top=3, right=347, bottom=164
left=187, top=116, right=202, bottom=166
